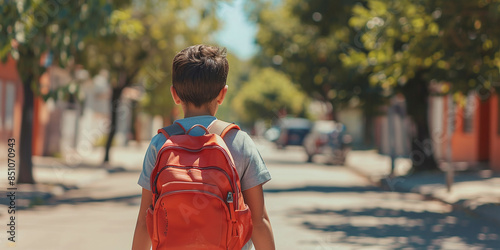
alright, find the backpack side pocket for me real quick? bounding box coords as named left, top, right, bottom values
left=229, top=204, right=253, bottom=249
left=146, top=206, right=158, bottom=248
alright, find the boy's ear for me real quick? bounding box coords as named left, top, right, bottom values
left=216, top=85, right=228, bottom=105
left=170, top=86, right=182, bottom=105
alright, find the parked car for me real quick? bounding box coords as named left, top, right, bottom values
left=303, top=120, right=352, bottom=165
left=274, top=117, right=312, bottom=148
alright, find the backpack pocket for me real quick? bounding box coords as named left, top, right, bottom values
left=153, top=183, right=231, bottom=250
left=229, top=204, right=253, bottom=249
left=146, top=206, right=156, bottom=243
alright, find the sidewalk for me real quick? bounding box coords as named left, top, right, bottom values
left=346, top=150, right=500, bottom=224
left=0, top=141, right=148, bottom=208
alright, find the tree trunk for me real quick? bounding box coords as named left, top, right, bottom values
left=103, top=67, right=140, bottom=163
left=103, top=88, right=123, bottom=163
left=402, top=72, right=439, bottom=173
left=131, top=100, right=140, bottom=142
left=18, top=74, right=35, bottom=184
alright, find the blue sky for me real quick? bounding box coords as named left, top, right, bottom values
left=216, top=0, right=258, bottom=60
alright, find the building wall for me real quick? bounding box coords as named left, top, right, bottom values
left=451, top=94, right=481, bottom=162
left=32, top=71, right=52, bottom=156
left=32, top=96, right=51, bottom=156
left=490, top=94, right=500, bottom=171
left=478, top=97, right=491, bottom=161
left=337, top=108, right=365, bottom=148
left=429, top=96, right=446, bottom=160
left=429, top=93, right=500, bottom=171
left=0, top=57, right=23, bottom=144
left=0, top=57, right=70, bottom=157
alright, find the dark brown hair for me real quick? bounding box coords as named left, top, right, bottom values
left=172, top=45, right=229, bottom=107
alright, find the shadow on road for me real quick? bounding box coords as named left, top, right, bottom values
left=14, top=193, right=142, bottom=211
left=36, top=163, right=143, bottom=174
left=50, top=194, right=142, bottom=206
left=293, top=205, right=500, bottom=248
left=264, top=185, right=381, bottom=194
left=263, top=158, right=316, bottom=166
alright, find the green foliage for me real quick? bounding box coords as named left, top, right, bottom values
left=140, top=0, right=220, bottom=117
left=253, top=0, right=500, bottom=113
left=344, top=0, right=500, bottom=95
left=341, top=0, right=500, bottom=171
left=232, top=67, right=309, bottom=124
left=253, top=0, right=385, bottom=116
left=0, top=0, right=113, bottom=85
left=77, top=0, right=224, bottom=119
left=136, top=1, right=221, bottom=118
left=0, top=0, right=115, bottom=183
left=250, top=0, right=500, bottom=171
left=216, top=53, right=251, bottom=122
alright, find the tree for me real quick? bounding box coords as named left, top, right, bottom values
left=253, top=0, right=384, bottom=120
left=232, top=67, right=309, bottom=125
left=80, top=0, right=221, bottom=163
left=213, top=53, right=251, bottom=122
left=81, top=9, right=149, bottom=163
left=345, top=0, right=500, bottom=172
left=0, top=0, right=112, bottom=183
left=139, top=0, right=220, bottom=121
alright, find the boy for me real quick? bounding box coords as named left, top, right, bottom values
left=132, top=45, right=275, bottom=250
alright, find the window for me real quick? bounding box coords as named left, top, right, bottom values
left=463, top=93, right=475, bottom=133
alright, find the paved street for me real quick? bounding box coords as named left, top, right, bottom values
left=2, top=141, right=500, bottom=249
left=258, top=143, right=500, bottom=249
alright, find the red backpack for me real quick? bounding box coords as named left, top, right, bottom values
left=146, top=120, right=253, bottom=249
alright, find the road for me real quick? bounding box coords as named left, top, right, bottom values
left=259, top=143, right=500, bottom=249
left=2, top=141, right=500, bottom=249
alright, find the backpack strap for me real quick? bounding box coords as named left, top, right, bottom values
left=157, top=122, right=186, bottom=138
left=157, top=120, right=239, bottom=138
left=208, top=120, right=240, bottom=138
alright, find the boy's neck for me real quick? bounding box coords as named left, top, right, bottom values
left=182, top=103, right=216, bottom=118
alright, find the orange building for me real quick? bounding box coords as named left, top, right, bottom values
left=0, top=56, right=55, bottom=156
left=489, top=94, right=500, bottom=170
left=0, top=57, right=23, bottom=143
left=430, top=92, right=500, bottom=171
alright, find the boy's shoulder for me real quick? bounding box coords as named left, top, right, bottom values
left=221, top=127, right=251, bottom=144
left=151, top=123, right=252, bottom=142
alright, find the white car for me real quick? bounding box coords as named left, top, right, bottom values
left=303, top=120, right=352, bottom=165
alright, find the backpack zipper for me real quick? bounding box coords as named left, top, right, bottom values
left=156, top=189, right=227, bottom=205
left=153, top=165, right=234, bottom=198
left=153, top=144, right=240, bottom=208
left=155, top=190, right=232, bottom=225
left=226, top=192, right=238, bottom=237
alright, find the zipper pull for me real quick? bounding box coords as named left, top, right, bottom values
left=226, top=191, right=238, bottom=237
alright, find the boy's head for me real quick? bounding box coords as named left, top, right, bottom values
left=172, top=45, right=229, bottom=107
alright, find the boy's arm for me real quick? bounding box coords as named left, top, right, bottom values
left=132, top=188, right=153, bottom=250
left=243, top=184, right=275, bottom=250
